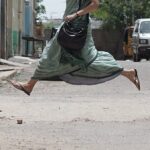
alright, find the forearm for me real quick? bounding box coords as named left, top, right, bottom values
left=64, top=0, right=100, bottom=21
left=76, top=0, right=100, bottom=17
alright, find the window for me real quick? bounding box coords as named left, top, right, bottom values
left=140, top=21, right=150, bottom=33
left=134, top=23, right=139, bottom=33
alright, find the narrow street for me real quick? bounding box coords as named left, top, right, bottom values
left=0, top=59, right=150, bottom=150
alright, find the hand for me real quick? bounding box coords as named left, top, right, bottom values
left=64, top=13, right=77, bottom=22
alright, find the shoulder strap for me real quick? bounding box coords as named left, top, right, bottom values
left=78, top=0, right=89, bottom=24
left=78, top=0, right=82, bottom=10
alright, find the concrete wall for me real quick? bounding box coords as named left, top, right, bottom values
left=12, top=0, right=20, bottom=55
left=0, top=0, right=24, bottom=58
left=6, top=0, right=13, bottom=57
left=0, top=0, right=35, bottom=59
left=92, top=29, right=124, bottom=60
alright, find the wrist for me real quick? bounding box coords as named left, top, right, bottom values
left=75, top=12, right=80, bottom=17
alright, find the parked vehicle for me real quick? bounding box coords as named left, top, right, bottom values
left=123, top=26, right=134, bottom=59
left=132, top=18, right=150, bottom=61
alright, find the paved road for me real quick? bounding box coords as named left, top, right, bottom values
left=0, top=59, right=150, bottom=150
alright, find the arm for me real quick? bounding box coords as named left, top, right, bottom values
left=65, top=0, right=100, bottom=21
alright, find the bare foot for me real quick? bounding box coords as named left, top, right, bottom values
left=128, top=69, right=140, bottom=90
left=7, top=80, right=32, bottom=96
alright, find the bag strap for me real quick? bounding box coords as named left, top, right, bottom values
left=78, top=0, right=82, bottom=10
left=78, top=0, right=89, bottom=24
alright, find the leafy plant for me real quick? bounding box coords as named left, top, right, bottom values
left=92, top=0, right=150, bottom=30
left=35, top=0, right=46, bottom=22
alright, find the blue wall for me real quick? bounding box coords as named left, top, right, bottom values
left=24, top=0, right=33, bottom=36
left=23, top=0, right=33, bottom=56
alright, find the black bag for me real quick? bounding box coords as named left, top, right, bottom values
left=57, top=0, right=89, bottom=52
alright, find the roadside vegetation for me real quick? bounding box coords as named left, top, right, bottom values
left=92, top=0, right=150, bottom=30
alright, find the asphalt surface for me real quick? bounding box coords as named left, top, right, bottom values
left=0, top=58, right=150, bottom=150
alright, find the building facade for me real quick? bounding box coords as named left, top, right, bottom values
left=0, top=0, right=35, bottom=59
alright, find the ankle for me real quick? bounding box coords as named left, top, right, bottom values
left=23, top=83, right=33, bottom=92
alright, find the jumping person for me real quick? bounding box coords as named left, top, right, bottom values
left=8, top=0, right=140, bottom=95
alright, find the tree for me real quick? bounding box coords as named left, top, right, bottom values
left=35, top=0, right=46, bottom=23
left=92, top=0, right=150, bottom=30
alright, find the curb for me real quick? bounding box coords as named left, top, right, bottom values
left=0, top=56, right=35, bottom=81
left=0, top=70, right=18, bottom=81
left=0, top=58, right=28, bottom=67
left=0, top=67, right=23, bottom=81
